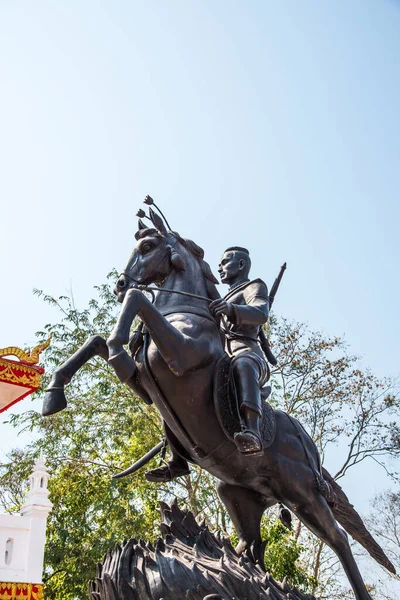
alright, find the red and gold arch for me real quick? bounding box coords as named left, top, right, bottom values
left=0, top=338, right=50, bottom=413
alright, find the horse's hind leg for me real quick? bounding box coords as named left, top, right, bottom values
left=42, top=335, right=109, bottom=416
left=292, top=493, right=372, bottom=600
left=216, top=481, right=270, bottom=570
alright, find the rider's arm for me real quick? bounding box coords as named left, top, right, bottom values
left=230, top=282, right=269, bottom=326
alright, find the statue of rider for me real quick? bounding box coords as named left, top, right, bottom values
left=210, top=246, right=269, bottom=453
left=145, top=246, right=269, bottom=481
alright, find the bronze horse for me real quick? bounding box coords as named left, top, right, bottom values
left=42, top=206, right=394, bottom=600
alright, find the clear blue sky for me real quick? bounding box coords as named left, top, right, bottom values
left=1, top=0, right=399, bottom=377
left=1, top=0, right=400, bottom=588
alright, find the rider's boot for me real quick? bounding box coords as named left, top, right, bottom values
left=232, top=358, right=263, bottom=455
left=145, top=453, right=190, bottom=483
left=234, top=406, right=263, bottom=454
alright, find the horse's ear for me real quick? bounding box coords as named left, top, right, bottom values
left=135, top=219, right=147, bottom=239
left=149, top=208, right=167, bottom=234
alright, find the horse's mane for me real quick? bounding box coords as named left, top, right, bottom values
left=135, top=228, right=220, bottom=300
left=173, top=233, right=220, bottom=300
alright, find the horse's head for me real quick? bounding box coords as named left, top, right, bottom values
left=114, top=204, right=219, bottom=302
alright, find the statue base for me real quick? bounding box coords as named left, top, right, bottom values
left=89, top=499, right=314, bottom=600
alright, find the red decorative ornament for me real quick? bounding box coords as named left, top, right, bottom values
left=0, top=338, right=50, bottom=413
left=0, top=582, right=44, bottom=600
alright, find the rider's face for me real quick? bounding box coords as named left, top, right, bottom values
left=218, top=252, right=244, bottom=285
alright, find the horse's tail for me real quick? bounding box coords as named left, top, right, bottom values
left=321, top=467, right=396, bottom=574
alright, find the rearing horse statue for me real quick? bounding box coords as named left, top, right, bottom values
left=42, top=202, right=394, bottom=600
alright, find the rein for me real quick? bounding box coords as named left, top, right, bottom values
left=119, top=271, right=212, bottom=303
left=137, top=284, right=212, bottom=303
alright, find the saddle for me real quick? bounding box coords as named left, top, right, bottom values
left=213, top=353, right=277, bottom=450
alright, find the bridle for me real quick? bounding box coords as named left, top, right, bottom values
left=119, top=262, right=217, bottom=325
left=118, top=237, right=213, bottom=304
left=119, top=276, right=212, bottom=304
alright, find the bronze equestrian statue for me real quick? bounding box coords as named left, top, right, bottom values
left=42, top=198, right=395, bottom=600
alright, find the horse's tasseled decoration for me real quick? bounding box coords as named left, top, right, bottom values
left=166, top=244, right=185, bottom=271
left=89, top=499, right=315, bottom=600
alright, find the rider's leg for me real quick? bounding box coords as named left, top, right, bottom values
left=145, top=450, right=190, bottom=483
left=232, top=356, right=263, bottom=453
left=242, top=406, right=260, bottom=435
left=146, top=425, right=190, bottom=482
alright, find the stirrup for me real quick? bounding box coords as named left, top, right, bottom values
left=234, top=430, right=263, bottom=456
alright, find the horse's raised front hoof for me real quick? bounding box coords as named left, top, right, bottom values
left=42, top=387, right=68, bottom=416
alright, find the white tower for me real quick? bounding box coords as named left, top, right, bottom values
left=20, top=453, right=53, bottom=584
left=0, top=454, right=52, bottom=589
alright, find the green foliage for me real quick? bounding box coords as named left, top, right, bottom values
left=261, top=518, right=316, bottom=590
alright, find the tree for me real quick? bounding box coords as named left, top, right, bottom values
left=359, top=490, right=400, bottom=600
left=368, top=490, right=400, bottom=568
left=268, top=318, right=400, bottom=598
left=0, top=274, right=310, bottom=600
left=270, top=318, right=400, bottom=478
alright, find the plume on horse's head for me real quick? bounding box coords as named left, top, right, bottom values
left=134, top=200, right=220, bottom=300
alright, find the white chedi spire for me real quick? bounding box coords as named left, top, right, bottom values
left=20, top=452, right=53, bottom=517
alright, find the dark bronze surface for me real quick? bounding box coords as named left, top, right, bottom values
left=89, top=498, right=315, bottom=600
left=43, top=198, right=394, bottom=600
